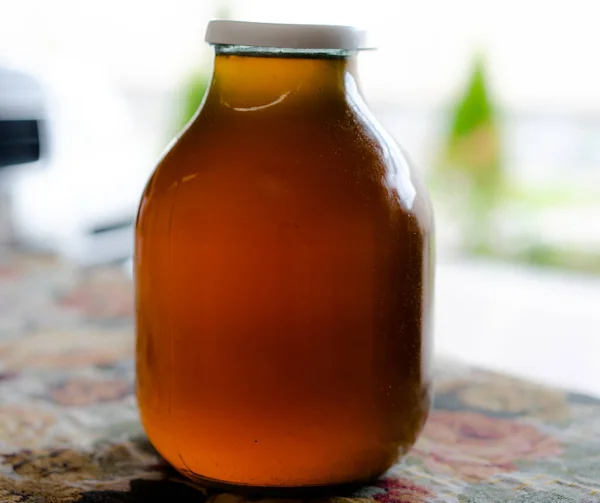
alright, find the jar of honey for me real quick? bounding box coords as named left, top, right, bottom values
left=136, top=20, right=434, bottom=492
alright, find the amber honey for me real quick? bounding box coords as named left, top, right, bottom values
left=136, top=42, right=434, bottom=491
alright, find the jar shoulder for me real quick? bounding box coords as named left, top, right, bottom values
left=139, top=102, right=433, bottom=233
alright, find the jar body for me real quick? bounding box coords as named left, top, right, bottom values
left=135, top=51, right=434, bottom=490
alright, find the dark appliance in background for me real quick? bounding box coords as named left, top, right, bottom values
left=0, top=118, right=40, bottom=168
left=0, top=66, right=45, bottom=245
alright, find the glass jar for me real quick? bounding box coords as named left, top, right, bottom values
left=136, top=20, right=434, bottom=492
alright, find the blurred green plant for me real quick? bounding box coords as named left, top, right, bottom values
left=480, top=243, right=600, bottom=275
left=172, top=0, right=232, bottom=135
left=433, top=54, right=505, bottom=253
left=175, top=73, right=210, bottom=133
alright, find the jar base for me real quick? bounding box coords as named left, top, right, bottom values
left=176, top=468, right=380, bottom=498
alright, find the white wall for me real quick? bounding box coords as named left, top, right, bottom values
left=1, top=0, right=600, bottom=111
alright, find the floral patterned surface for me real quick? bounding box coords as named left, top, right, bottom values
left=1, top=250, right=600, bottom=502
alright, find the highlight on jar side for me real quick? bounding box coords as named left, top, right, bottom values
left=135, top=20, right=434, bottom=492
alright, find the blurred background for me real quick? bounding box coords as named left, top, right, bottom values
left=1, top=0, right=599, bottom=394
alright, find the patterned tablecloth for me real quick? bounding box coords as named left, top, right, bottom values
left=1, top=251, right=600, bottom=503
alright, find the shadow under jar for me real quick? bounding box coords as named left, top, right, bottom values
left=135, top=20, right=434, bottom=493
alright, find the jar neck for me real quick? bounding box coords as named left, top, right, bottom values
left=203, top=46, right=360, bottom=111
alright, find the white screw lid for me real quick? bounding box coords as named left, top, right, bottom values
left=205, top=20, right=369, bottom=50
